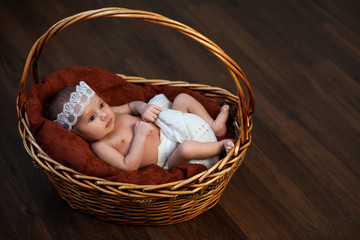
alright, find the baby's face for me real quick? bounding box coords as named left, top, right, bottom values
left=72, top=94, right=115, bottom=142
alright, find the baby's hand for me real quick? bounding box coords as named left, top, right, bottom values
left=140, top=104, right=162, bottom=122
left=134, top=121, right=154, bottom=137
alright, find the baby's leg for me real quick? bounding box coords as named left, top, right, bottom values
left=167, top=139, right=234, bottom=168
left=172, top=93, right=229, bottom=137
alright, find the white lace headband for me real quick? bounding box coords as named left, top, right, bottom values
left=54, top=81, right=95, bottom=131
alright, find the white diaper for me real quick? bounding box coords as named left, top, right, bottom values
left=149, top=94, right=219, bottom=169
left=157, top=132, right=178, bottom=170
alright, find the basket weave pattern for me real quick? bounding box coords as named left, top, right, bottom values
left=16, top=8, right=254, bottom=225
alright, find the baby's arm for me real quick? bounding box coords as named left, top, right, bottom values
left=91, top=121, right=154, bottom=171
left=112, top=101, right=161, bottom=122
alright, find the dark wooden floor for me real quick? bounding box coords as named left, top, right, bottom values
left=1, top=0, right=359, bottom=239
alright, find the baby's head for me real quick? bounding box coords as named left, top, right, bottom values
left=46, top=81, right=115, bottom=142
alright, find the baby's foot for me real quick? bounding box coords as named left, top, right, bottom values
left=212, top=105, right=230, bottom=137
left=223, top=139, right=235, bottom=154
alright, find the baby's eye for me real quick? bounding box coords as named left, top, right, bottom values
left=89, top=116, right=95, bottom=122
left=100, top=103, right=104, bottom=108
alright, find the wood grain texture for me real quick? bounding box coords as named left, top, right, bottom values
left=1, top=0, right=359, bottom=239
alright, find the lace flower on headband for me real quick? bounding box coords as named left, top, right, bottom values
left=54, top=81, right=95, bottom=131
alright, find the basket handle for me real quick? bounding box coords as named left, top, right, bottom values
left=17, top=7, right=254, bottom=145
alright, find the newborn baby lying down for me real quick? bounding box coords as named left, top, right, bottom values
left=46, top=81, right=234, bottom=171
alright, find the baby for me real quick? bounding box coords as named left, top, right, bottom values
left=46, top=81, right=234, bottom=171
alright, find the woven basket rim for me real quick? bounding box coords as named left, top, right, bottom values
left=19, top=74, right=250, bottom=197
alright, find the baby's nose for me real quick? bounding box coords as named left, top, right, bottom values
left=100, top=111, right=107, bottom=120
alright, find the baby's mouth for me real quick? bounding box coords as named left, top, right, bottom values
left=106, top=118, right=112, bottom=128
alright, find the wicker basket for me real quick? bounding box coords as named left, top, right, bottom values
left=16, top=8, right=254, bottom=225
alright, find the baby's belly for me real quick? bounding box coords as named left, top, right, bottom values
left=140, top=126, right=160, bottom=167
left=112, top=115, right=160, bottom=168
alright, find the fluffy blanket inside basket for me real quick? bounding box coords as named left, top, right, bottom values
left=26, top=66, right=230, bottom=185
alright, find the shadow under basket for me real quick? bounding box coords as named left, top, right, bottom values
left=16, top=8, right=255, bottom=225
